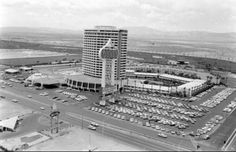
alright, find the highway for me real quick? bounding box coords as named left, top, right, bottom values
left=0, top=84, right=195, bottom=151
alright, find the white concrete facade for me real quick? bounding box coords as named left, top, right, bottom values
left=82, top=26, right=128, bottom=80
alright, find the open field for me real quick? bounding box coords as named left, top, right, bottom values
left=0, top=54, right=81, bottom=66
left=0, top=40, right=82, bottom=54
left=0, top=99, right=32, bottom=120
left=127, top=51, right=236, bottom=74
left=0, top=39, right=235, bottom=73
left=0, top=49, right=73, bottom=60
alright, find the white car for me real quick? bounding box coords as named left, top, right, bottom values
left=27, top=95, right=32, bottom=98
left=158, top=133, right=168, bottom=138
left=40, top=92, right=48, bottom=96
left=55, top=90, right=63, bottom=93
left=90, top=122, right=99, bottom=127
left=88, top=125, right=96, bottom=130
left=12, top=99, right=19, bottom=103
left=40, top=107, right=45, bottom=110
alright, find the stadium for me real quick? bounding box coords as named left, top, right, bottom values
left=125, top=70, right=208, bottom=97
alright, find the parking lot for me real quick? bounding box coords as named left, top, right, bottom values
left=87, top=86, right=236, bottom=142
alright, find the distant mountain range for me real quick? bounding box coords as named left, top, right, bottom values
left=123, top=26, right=236, bottom=42
left=1, top=26, right=236, bottom=43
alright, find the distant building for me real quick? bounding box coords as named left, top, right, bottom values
left=177, top=60, right=189, bottom=65
left=19, top=66, right=33, bottom=71
left=4, top=68, right=19, bottom=74
left=82, top=26, right=128, bottom=80
left=168, top=60, right=178, bottom=65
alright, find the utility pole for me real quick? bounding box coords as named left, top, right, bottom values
left=188, top=135, right=200, bottom=151
left=82, top=110, right=84, bottom=129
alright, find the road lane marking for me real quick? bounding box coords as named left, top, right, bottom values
left=223, top=128, right=236, bottom=151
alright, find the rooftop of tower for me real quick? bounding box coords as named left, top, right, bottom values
left=94, top=26, right=117, bottom=30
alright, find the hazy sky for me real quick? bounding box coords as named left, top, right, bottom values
left=0, top=0, right=236, bottom=32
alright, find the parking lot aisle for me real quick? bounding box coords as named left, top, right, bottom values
left=193, top=87, right=225, bottom=105
left=209, top=103, right=236, bottom=149
left=188, top=89, right=236, bottom=133
left=80, top=107, right=196, bottom=150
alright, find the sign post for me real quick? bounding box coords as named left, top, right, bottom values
left=99, top=39, right=119, bottom=103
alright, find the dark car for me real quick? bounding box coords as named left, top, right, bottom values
left=0, top=95, right=6, bottom=99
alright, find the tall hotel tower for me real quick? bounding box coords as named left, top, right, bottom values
left=82, top=26, right=128, bottom=81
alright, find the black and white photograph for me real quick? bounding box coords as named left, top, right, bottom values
left=0, top=0, right=236, bottom=151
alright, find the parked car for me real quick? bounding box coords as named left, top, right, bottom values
left=158, top=133, right=168, bottom=138
left=11, top=99, right=19, bottom=103
left=0, top=95, right=6, bottom=99
left=88, top=125, right=96, bottom=130
left=39, top=92, right=48, bottom=96
left=90, top=122, right=99, bottom=127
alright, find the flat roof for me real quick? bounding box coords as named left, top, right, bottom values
left=134, top=72, right=159, bottom=76
left=66, top=74, right=102, bottom=84
left=20, top=66, right=33, bottom=70
left=160, top=74, right=194, bottom=82
left=178, top=80, right=206, bottom=90
left=126, top=69, right=135, bottom=73
left=127, top=79, right=169, bottom=91
left=0, top=116, right=18, bottom=130
left=133, top=72, right=194, bottom=82
left=5, top=69, right=19, bottom=73
left=34, top=77, right=60, bottom=85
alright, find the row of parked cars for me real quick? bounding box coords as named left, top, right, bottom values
left=89, top=106, right=188, bottom=138
left=126, top=93, right=208, bottom=113
left=109, top=103, right=190, bottom=129
left=196, top=85, right=218, bottom=99
left=39, top=92, right=49, bottom=96
left=196, top=115, right=223, bottom=139
left=1, top=80, right=13, bottom=88
left=60, top=91, right=87, bottom=102
left=201, top=88, right=236, bottom=108
left=120, top=95, right=207, bottom=119
left=223, top=100, right=236, bottom=113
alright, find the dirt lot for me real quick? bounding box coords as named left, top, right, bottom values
left=27, top=126, right=144, bottom=151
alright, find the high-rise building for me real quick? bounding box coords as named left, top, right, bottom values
left=82, top=26, right=128, bottom=80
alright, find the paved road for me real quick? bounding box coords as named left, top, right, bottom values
left=0, top=85, right=196, bottom=151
